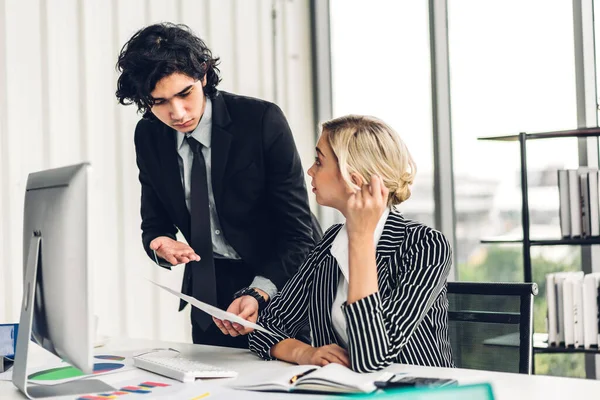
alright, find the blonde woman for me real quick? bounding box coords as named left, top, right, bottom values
left=248, top=115, right=454, bottom=372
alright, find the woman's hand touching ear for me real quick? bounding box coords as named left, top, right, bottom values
left=345, top=174, right=388, bottom=303
left=345, top=174, right=389, bottom=239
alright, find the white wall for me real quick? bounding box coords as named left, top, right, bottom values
left=0, top=0, right=316, bottom=343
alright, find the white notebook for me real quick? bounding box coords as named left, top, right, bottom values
left=231, top=363, right=393, bottom=394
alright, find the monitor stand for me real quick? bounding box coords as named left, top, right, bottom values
left=12, top=233, right=114, bottom=399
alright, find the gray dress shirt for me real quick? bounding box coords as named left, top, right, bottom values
left=173, top=97, right=277, bottom=299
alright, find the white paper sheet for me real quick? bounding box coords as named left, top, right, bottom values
left=149, top=280, right=276, bottom=335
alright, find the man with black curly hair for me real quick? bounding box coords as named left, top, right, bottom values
left=116, top=23, right=318, bottom=348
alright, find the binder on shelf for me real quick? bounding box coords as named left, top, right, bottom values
left=558, top=170, right=571, bottom=238
left=568, top=169, right=583, bottom=237
left=555, top=272, right=584, bottom=345
left=588, top=171, right=600, bottom=237
left=567, top=169, right=582, bottom=237
left=563, top=277, right=575, bottom=347
left=555, top=273, right=568, bottom=344
left=580, top=173, right=591, bottom=237
left=580, top=170, right=600, bottom=237
left=572, top=275, right=584, bottom=348
left=567, top=168, right=599, bottom=238
left=555, top=273, right=568, bottom=345
left=546, top=274, right=559, bottom=345
left=583, top=273, right=600, bottom=348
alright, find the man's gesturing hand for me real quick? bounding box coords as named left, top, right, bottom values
left=150, top=236, right=200, bottom=266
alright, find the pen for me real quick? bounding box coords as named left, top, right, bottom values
left=289, top=368, right=318, bottom=384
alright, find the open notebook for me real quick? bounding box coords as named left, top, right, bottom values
left=232, top=363, right=394, bottom=394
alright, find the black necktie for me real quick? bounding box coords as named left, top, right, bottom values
left=186, top=136, right=217, bottom=330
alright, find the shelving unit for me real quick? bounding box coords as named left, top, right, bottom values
left=478, top=128, right=600, bottom=283
left=536, top=345, right=600, bottom=354
left=486, top=332, right=600, bottom=354
left=478, top=128, right=600, bottom=359
left=481, top=238, right=600, bottom=246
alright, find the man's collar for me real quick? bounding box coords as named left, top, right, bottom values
left=210, top=90, right=232, bottom=128
left=176, top=96, right=213, bottom=150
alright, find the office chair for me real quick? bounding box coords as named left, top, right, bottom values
left=447, top=282, right=538, bottom=374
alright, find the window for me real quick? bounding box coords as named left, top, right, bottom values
left=330, top=0, right=434, bottom=225
left=448, top=0, right=582, bottom=377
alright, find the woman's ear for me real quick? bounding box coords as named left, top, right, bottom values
left=350, top=173, right=364, bottom=187
left=201, top=75, right=207, bottom=87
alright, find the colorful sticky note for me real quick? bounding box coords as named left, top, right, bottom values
left=120, top=386, right=151, bottom=394
left=139, top=381, right=170, bottom=388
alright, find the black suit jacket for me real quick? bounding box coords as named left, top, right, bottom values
left=134, top=91, right=316, bottom=294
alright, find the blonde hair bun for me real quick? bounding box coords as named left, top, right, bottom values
left=393, top=185, right=412, bottom=204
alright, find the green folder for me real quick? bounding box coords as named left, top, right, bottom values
left=344, top=383, right=495, bottom=399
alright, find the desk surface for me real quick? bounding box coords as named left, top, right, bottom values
left=1, top=336, right=599, bottom=399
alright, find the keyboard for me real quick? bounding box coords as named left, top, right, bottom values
left=133, top=353, right=238, bottom=383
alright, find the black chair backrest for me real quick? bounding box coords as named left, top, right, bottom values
left=447, top=282, right=538, bottom=374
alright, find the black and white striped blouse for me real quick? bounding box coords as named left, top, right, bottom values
left=248, top=210, right=455, bottom=373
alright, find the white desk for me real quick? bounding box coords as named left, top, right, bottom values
left=1, top=337, right=599, bottom=399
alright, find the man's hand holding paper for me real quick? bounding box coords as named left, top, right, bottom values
left=148, top=280, right=275, bottom=335
left=213, top=296, right=259, bottom=337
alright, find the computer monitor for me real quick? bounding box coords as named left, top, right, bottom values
left=12, top=163, right=113, bottom=398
